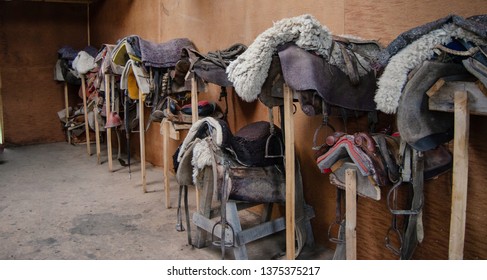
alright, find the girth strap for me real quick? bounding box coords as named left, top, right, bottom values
left=385, top=141, right=425, bottom=259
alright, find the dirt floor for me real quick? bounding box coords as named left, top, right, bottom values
left=0, top=142, right=331, bottom=260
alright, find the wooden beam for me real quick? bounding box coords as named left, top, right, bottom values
left=162, top=119, right=171, bottom=208
left=81, top=75, right=91, bottom=156
left=449, top=90, right=470, bottom=260
left=426, top=78, right=446, bottom=97
left=105, top=74, right=113, bottom=171
left=345, top=168, right=357, bottom=260
left=191, top=76, right=199, bottom=123
left=94, top=100, right=101, bottom=164
left=429, top=81, right=487, bottom=116
left=139, top=89, right=146, bottom=192
left=191, top=76, right=199, bottom=212
left=283, top=84, right=295, bottom=260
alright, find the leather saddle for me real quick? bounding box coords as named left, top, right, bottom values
left=277, top=42, right=380, bottom=113
left=316, top=132, right=400, bottom=200
left=178, top=43, right=248, bottom=87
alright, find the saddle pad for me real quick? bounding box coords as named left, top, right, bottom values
left=120, top=59, right=151, bottom=99
left=54, top=59, right=65, bottom=82
left=129, top=36, right=195, bottom=69
left=278, top=43, right=377, bottom=111
left=72, top=50, right=95, bottom=75
left=316, top=135, right=375, bottom=178
left=112, top=37, right=140, bottom=68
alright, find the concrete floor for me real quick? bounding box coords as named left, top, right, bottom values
left=0, top=142, right=330, bottom=260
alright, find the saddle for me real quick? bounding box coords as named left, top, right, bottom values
left=180, top=43, right=248, bottom=87
left=396, top=60, right=469, bottom=151
left=277, top=42, right=380, bottom=112
left=316, top=132, right=400, bottom=200
left=374, top=14, right=487, bottom=114
left=175, top=117, right=313, bottom=259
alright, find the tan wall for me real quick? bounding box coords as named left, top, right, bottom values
left=91, top=0, right=487, bottom=259
left=0, top=2, right=88, bottom=145
left=3, top=0, right=486, bottom=260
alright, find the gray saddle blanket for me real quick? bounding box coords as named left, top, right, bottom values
left=374, top=14, right=487, bottom=69
left=126, top=36, right=195, bottom=68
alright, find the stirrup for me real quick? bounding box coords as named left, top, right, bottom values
left=211, top=221, right=235, bottom=248
left=386, top=179, right=423, bottom=216
left=312, top=101, right=335, bottom=150
left=265, top=133, right=284, bottom=159
left=385, top=226, right=403, bottom=256
left=265, top=107, right=284, bottom=159
left=327, top=220, right=345, bottom=244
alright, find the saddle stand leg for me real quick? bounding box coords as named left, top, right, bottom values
left=183, top=185, right=192, bottom=246
left=176, top=185, right=185, bottom=232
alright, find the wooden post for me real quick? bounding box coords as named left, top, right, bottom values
left=191, top=77, right=199, bottom=123
left=283, top=84, right=295, bottom=260
left=94, top=101, right=101, bottom=164
left=139, top=89, right=147, bottom=192
left=163, top=120, right=171, bottom=208
left=81, top=75, right=91, bottom=155
left=345, top=168, right=357, bottom=260
left=105, top=74, right=113, bottom=171
left=191, top=76, right=199, bottom=211
left=64, top=82, right=71, bottom=145
left=64, top=82, right=69, bottom=122
left=449, top=90, right=470, bottom=260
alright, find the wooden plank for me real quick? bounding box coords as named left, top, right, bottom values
left=191, top=76, right=199, bottom=212
left=449, top=91, right=470, bottom=260
left=168, top=121, right=180, bottom=140
left=64, top=82, right=71, bottom=145
left=237, top=217, right=286, bottom=246
left=283, top=83, right=295, bottom=260
left=191, top=76, right=199, bottom=123
left=429, top=81, right=487, bottom=116
left=139, top=89, right=146, bottom=192
left=105, top=74, right=113, bottom=172
left=163, top=119, right=171, bottom=208
left=426, top=78, right=446, bottom=97
left=193, top=209, right=286, bottom=248
left=345, top=168, right=357, bottom=260
left=194, top=167, right=215, bottom=248
left=476, top=80, right=487, bottom=97
left=94, top=101, right=101, bottom=164
left=81, top=75, right=91, bottom=156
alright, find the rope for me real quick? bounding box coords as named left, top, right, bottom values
left=200, top=43, right=247, bottom=69
left=434, top=44, right=479, bottom=56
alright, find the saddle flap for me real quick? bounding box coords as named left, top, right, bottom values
left=228, top=166, right=285, bottom=203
